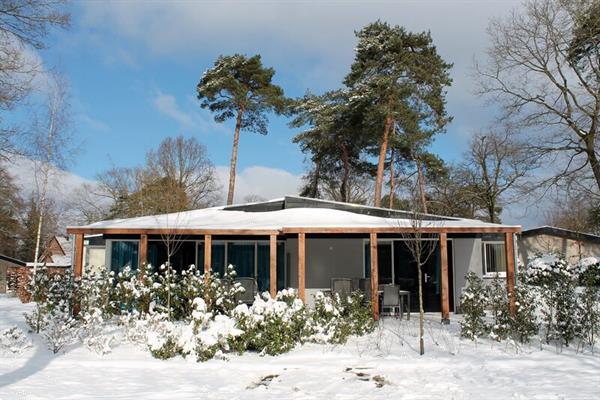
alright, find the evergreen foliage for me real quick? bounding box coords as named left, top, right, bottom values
left=459, top=272, right=489, bottom=340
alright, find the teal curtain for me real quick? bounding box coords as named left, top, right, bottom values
left=197, top=243, right=226, bottom=276
left=257, top=244, right=269, bottom=292
left=110, top=241, right=139, bottom=274
left=277, top=242, right=285, bottom=291
left=227, top=243, right=255, bottom=278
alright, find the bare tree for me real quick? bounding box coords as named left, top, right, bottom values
left=460, top=130, right=538, bottom=223
left=476, top=0, right=600, bottom=197
left=399, top=186, right=439, bottom=355
left=0, top=0, right=69, bottom=156
left=29, top=72, right=71, bottom=270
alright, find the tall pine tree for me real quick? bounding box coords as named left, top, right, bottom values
left=197, top=54, right=287, bottom=205
left=344, top=21, right=452, bottom=207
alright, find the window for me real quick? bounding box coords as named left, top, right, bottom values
left=109, top=240, right=139, bottom=274
left=483, top=242, right=506, bottom=276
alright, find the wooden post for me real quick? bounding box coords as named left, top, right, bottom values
left=73, top=233, right=84, bottom=278
left=204, top=234, right=212, bottom=275
left=505, top=232, right=516, bottom=316
left=270, top=234, right=277, bottom=298
left=370, top=232, right=379, bottom=321
left=139, top=234, right=148, bottom=273
left=298, top=233, right=306, bottom=302
left=440, top=232, right=450, bottom=323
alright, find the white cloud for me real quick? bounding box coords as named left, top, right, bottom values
left=216, top=165, right=301, bottom=204
left=153, top=90, right=195, bottom=127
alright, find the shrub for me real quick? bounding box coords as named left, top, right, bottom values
left=0, top=326, right=32, bottom=355
left=487, top=275, right=511, bottom=342
left=309, top=291, right=375, bottom=344
left=460, top=272, right=489, bottom=340
left=578, top=257, right=600, bottom=349
left=233, top=289, right=308, bottom=355
left=510, top=272, right=539, bottom=344
left=527, top=253, right=580, bottom=346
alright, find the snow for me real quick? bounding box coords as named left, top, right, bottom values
left=1, top=295, right=599, bottom=399
left=69, top=198, right=518, bottom=232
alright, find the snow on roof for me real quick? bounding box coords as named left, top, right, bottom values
left=56, top=236, right=72, bottom=255
left=70, top=198, right=519, bottom=231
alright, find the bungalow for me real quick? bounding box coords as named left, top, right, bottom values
left=66, top=196, right=521, bottom=320
left=518, top=226, right=600, bottom=265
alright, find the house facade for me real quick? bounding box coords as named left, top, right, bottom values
left=67, top=196, right=520, bottom=320
left=519, top=226, right=600, bottom=266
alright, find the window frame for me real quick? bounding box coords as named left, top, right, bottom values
left=482, top=240, right=507, bottom=277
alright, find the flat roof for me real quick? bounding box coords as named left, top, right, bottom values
left=67, top=196, right=521, bottom=234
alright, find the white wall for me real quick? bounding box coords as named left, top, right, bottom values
left=452, top=237, right=482, bottom=310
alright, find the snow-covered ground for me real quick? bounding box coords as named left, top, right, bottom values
left=1, top=295, right=598, bottom=400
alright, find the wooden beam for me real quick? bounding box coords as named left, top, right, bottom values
left=73, top=233, right=84, bottom=278
left=370, top=232, right=379, bottom=321
left=505, top=232, right=516, bottom=316
left=66, top=227, right=281, bottom=236
left=66, top=225, right=522, bottom=236
left=439, top=232, right=450, bottom=323
left=298, top=233, right=306, bottom=302
left=139, top=234, right=148, bottom=273
left=281, top=226, right=521, bottom=235
left=270, top=234, right=277, bottom=298
left=204, top=234, right=212, bottom=275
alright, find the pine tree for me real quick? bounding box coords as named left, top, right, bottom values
left=344, top=21, right=452, bottom=207
left=290, top=90, right=373, bottom=203
left=197, top=54, right=287, bottom=205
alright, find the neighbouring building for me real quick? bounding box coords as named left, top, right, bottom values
left=518, top=226, right=600, bottom=266
left=0, top=254, right=25, bottom=293
left=67, top=196, right=521, bottom=320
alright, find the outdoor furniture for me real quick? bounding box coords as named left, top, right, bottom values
left=398, top=290, right=411, bottom=321
left=382, top=284, right=401, bottom=317
left=331, top=278, right=353, bottom=297
left=234, top=277, right=258, bottom=305
left=358, top=278, right=371, bottom=303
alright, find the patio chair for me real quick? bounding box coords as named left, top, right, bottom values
left=358, top=278, right=372, bottom=304
left=234, top=277, right=258, bottom=305
left=382, top=284, right=401, bottom=317
left=331, top=278, right=353, bottom=298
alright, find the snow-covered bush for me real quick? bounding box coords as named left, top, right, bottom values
left=579, top=257, right=600, bottom=287
left=460, top=272, right=489, bottom=340
left=510, top=272, right=539, bottom=344
left=24, top=266, right=53, bottom=333
left=578, top=257, right=600, bottom=349
left=79, top=307, right=115, bottom=355
left=233, top=289, right=308, bottom=355
left=0, top=326, right=32, bottom=355
left=42, top=298, right=79, bottom=354
left=527, top=253, right=580, bottom=346
left=309, top=291, right=374, bottom=344
left=203, top=265, right=245, bottom=315
left=487, top=275, right=511, bottom=342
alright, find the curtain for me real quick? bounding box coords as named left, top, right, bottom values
left=110, top=241, right=139, bottom=274
left=197, top=243, right=226, bottom=276
left=227, top=243, right=255, bottom=278
left=257, top=244, right=269, bottom=292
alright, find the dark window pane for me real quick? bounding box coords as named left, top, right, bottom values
left=227, top=243, right=255, bottom=278
left=110, top=241, right=139, bottom=274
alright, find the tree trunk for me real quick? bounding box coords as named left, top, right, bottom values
left=389, top=148, right=395, bottom=209
left=227, top=109, right=244, bottom=205
left=585, top=134, right=600, bottom=192
left=374, top=115, right=393, bottom=207
left=340, top=143, right=350, bottom=203
left=416, top=158, right=428, bottom=214
left=417, top=261, right=425, bottom=355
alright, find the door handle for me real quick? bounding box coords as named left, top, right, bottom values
left=424, top=273, right=430, bottom=283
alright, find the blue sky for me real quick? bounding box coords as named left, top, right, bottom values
left=20, top=0, right=544, bottom=224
